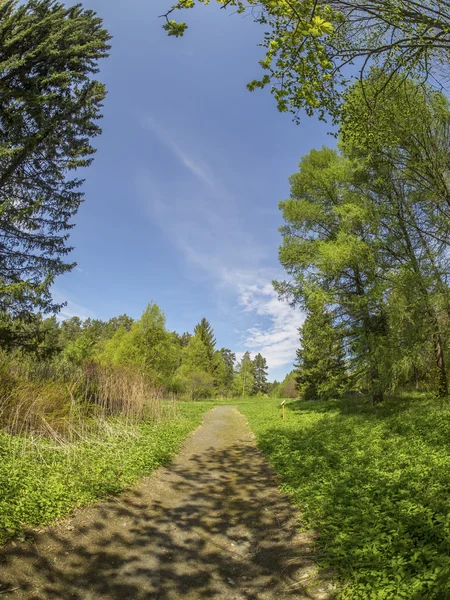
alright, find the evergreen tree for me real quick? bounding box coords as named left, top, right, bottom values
left=0, top=0, right=111, bottom=323
left=219, top=348, right=235, bottom=391
left=178, top=332, right=192, bottom=348
left=234, top=351, right=255, bottom=397
left=296, top=299, right=348, bottom=401
left=194, top=318, right=216, bottom=362
left=211, top=351, right=228, bottom=395
left=252, top=353, right=269, bottom=395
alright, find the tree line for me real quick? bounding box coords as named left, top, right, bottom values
left=1, top=0, right=450, bottom=406
left=0, top=305, right=271, bottom=400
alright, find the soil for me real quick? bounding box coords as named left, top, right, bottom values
left=0, top=406, right=334, bottom=599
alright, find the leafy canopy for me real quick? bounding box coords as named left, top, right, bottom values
left=162, top=0, right=450, bottom=122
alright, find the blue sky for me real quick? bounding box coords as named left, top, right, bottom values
left=55, top=0, right=335, bottom=381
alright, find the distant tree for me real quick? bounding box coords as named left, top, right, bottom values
left=175, top=332, right=192, bottom=348
left=0, top=312, right=61, bottom=356
left=179, top=334, right=210, bottom=373
left=252, top=353, right=269, bottom=395
left=234, top=351, right=255, bottom=397
left=104, top=315, right=134, bottom=337
left=267, top=380, right=281, bottom=397
left=194, top=318, right=216, bottom=362
left=211, top=351, right=228, bottom=395
left=177, top=334, right=214, bottom=399
left=0, top=0, right=111, bottom=322
left=280, top=372, right=298, bottom=399
left=62, top=332, right=95, bottom=365
left=219, top=348, right=236, bottom=390
left=59, top=317, right=84, bottom=348
left=296, top=299, right=348, bottom=400
left=178, top=370, right=215, bottom=401
left=100, top=303, right=179, bottom=383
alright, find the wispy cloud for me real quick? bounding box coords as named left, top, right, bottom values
left=139, top=116, right=304, bottom=374
left=144, top=117, right=215, bottom=188
left=52, top=289, right=96, bottom=322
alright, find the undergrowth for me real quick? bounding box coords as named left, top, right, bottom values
left=0, top=402, right=206, bottom=545
left=239, top=394, right=450, bottom=599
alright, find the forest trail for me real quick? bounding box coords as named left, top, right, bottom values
left=0, top=406, right=333, bottom=599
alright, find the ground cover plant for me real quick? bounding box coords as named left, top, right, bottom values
left=239, top=395, right=450, bottom=599
left=0, top=402, right=206, bottom=545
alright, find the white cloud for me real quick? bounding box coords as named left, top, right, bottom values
left=236, top=280, right=305, bottom=370
left=139, top=117, right=304, bottom=374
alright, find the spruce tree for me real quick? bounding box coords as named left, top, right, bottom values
left=0, top=0, right=111, bottom=323
left=194, top=318, right=216, bottom=362
left=296, top=299, right=348, bottom=401
left=252, top=353, right=269, bottom=395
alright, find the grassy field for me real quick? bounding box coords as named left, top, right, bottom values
left=238, top=395, right=450, bottom=600
left=0, top=402, right=207, bottom=545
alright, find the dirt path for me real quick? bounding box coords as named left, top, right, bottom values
left=0, top=406, right=333, bottom=599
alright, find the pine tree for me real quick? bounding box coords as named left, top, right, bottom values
left=296, top=299, right=348, bottom=401
left=194, top=318, right=216, bottom=362
left=252, top=353, right=269, bottom=395
left=0, top=0, right=111, bottom=323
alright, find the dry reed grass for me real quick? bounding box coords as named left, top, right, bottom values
left=0, top=357, right=176, bottom=443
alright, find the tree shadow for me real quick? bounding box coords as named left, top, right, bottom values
left=256, top=407, right=450, bottom=598
left=0, top=440, right=334, bottom=599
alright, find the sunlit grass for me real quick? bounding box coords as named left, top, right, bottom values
left=239, top=394, right=450, bottom=599
left=0, top=402, right=206, bottom=545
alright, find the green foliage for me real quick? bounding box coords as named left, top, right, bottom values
left=252, top=352, right=269, bottom=395
left=0, top=403, right=206, bottom=544
left=99, top=303, right=180, bottom=384
left=163, top=0, right=450, bottom=122
left=0, top=0, right=111, bottom=319
left=175, top=334, right=214, bottom=399
left=279, top=371, right=298, bottom=398
left=194, top=318, right=216, bottom=362
left=233, top=351, right=255, bottom=397
left=240, top=395, right=450, bottom=599
left=219, top=348, right=235, bottom=391
left=296, top=297, right=348, bottom=400
left=178, top=334, right=210, bottom=373
left=211, top=350, right=227, bottom=394
left=176, top=369, right=215, bottom=401
left=276, top=77, right=450, bottom=402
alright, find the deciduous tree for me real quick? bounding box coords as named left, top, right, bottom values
left=162, top=0, right=450, bottom=122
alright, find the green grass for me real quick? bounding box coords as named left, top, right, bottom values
left=239, top=394, right=450, bottom=599
left=0, top=402, right=207, bottom=545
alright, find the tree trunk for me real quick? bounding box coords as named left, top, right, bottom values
left=370, top=364, right=384, bottom=405
left=433, top=329, right=448, bottom=398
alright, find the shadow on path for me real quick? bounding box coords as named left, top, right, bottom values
left=0, top=407, right=333, bottom=599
